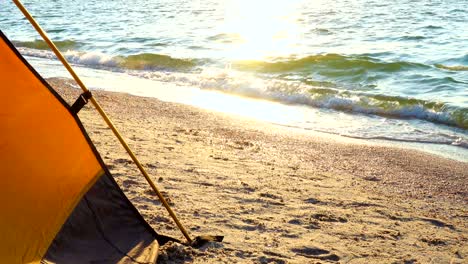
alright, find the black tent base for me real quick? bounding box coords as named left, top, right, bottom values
left=42, top=173, right=165, bottom=264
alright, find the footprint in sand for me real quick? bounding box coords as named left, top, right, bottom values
left=291, top=246, right=340, bottom=262
left=257, top=256, right=286, bottom=264
left=288, top=218, right=320, bottom=230
left=310, top=212, right=348, bottom=223
left=114, top=158, right=132, bottom=165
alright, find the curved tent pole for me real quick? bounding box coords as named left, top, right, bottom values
left=12, top=0, right=193, bottom=244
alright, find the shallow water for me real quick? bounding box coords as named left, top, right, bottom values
left=1, top=0, right=467, bottom=154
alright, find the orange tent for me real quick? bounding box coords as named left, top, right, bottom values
left=0, top=30, right=165, bottom=264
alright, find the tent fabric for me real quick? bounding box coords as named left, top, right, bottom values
left=0, top=31, right=160, bottom=263
left=43, top=173, right=159, bottom=264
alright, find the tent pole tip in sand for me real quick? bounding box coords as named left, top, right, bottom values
left=11, top=0, right=194, bottom=244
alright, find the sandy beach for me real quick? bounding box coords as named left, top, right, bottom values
left=49, top=78, right=467, bottom=264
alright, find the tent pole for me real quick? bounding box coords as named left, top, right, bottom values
left=12, top=0, right=193, bottom=244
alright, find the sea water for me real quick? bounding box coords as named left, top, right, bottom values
left=1, top=0, right=467, bottom=160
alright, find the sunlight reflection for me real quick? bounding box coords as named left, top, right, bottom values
left=190, top=90, right=307, bottom=124
left=220, top=0, right=304, bottom=60
left=74, top=67, right=306, bottom=125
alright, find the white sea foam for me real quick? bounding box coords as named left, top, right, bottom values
left=129, top=68, right=466, bottom=131
left=64, top=50, right=118, bottom=68
left=19, top=47, right=119, bottom=68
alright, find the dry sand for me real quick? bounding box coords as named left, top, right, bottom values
left=49, top=78, right=467, bottom=264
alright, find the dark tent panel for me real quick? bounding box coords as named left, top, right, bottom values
left=43, top=173, right=159, bottom=264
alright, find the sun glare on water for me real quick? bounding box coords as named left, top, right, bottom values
left=220, top=0, right=304, bottom=61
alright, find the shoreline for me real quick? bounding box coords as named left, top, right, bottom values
left=264, top=122, right=468, bottom=163
left=49, top=78, right=467, bottom=263
left=25, top=54, right=468, bottom=161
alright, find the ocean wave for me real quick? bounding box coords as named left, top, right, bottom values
left=17, top=46, right=467, bottom=130
left=311, top=28, right=332, bottom=35
left=206, top=33, right=243, bottom=43
left=18, top=47, right=198, bottom=71
left=233, top=54, right=429, bottom=73
left=20, top=43, right=465, bottom=78
left=422, top=25, right=444, bottom=30
left=14, top=39, right=83, bottom=51
left=115, top=53, right=197, bottom=70
left=398, top=35, right=426, bottom=41
left=132, top=69, right=468, bottom=130
left=434, top=64, right=468, bottom=71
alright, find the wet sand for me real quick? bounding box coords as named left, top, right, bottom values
left=49, top=78, right=467, bottom=264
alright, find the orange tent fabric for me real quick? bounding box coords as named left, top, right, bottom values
left=0, top=30, right=103, bottom=263
left=0, top=31, right=161, bottom=264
